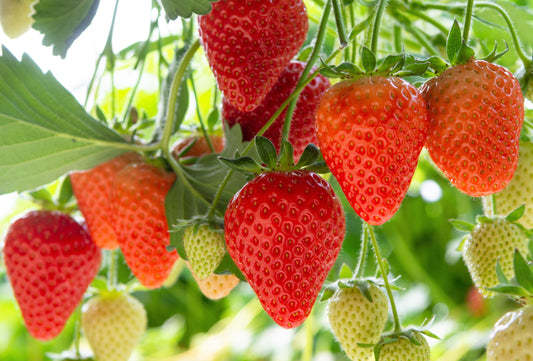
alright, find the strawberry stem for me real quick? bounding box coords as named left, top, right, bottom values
left=73, top=304, right=82, bottom=358
left=332, top=0, right=348, bottom=48
left=365, top=222, right=402, bottom=333
left=189, top=73, right=215, bottom=153
left=463, top=0, right=475, bottom=43
left=107, top=249, right=118, bottom=290
left=370, top=0, right=390, bottom=53
left=354, top=224, right=370, bottom=279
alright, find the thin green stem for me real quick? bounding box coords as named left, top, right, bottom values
left=189, top=74, right=215, bottom=153
left=475, top=2, right=533, bottom=67
left=348, top=4, right=357, bottom=63
left=491, top=194, right=498, bottom=215
left=354, top=225, right=369, bottom=279
left=122, top=58, right=146, bottom=123
left=365, top=223, right=402, bottom=333
left=84, top=53, right=104, bottom=108
left=73, top=305, right=82, bottom=358
left=393, top=25, right=402, bottom=53
left=302, top=311, right=314, bottom=361
left=107, top=249, right=118, bottom=290
left=332, top=0, right=348, bottom=47
left=370, top=0, right=390, bottom=53
left=463, top=0, right=475, bottom=43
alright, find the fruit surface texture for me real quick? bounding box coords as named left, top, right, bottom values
left=0, top=0, right=35, bottom=38
left=71, top=152, right=142, bottom=250
left=186, top=262, right=240, bottom=300
left=82, top=291, right=147, bottom=361
left=373, top=333, right=431, bottom=361
left=222, top=61, right=330, bottom=160
left=422, top=59, right=524, bottom=196
left=184, top=225, right=226, bottom=279
left=462, top=217, right=529, bottom=297
left=327, top=284, right=389, bottom=361
left=316, top=76, right=428, bottom=225
left=198, top=0, right=308, bottom=112
left=224, top=170, right=345, bottom=328
left=487, top=305, right=533, bottom=361
left=112, top=163, right=178, bottom=289
left=3, top=210, right=101, bottom=341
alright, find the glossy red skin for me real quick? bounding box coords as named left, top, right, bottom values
left=316, top=76, right=428, bottom=225
left=3, top=210, right=102, bottom=341
left=222, top=61, right=330, bottom=161
left=224, top=171, right=345, bottom=328
left=198, top=0, right=308, bottom=112
left=111, top=163, right=178, bottom=289
left=421, top=59, right=524, bottom=196
left=71, top=152, right=143, bottom=250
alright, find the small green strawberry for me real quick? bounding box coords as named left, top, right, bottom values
left=456, top=212, right=530, bottom=298
left=184, top=225, right=226, bottom=280
left=327, top=282, right=389, bottom=361
left=82, top=290, right=147, bottom=361
left=483, top=142, right=533, bottom=229
left=372, top=332, right=431, bottom=361
left=487, top=305, right=533, bottom=361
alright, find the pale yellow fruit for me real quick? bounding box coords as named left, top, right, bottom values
left=487, top=305, right=533, bottom=361
left=0, top=0, right=36, bottom=38
left=371, top=333, right=430, bottom=361
left=186, top=261, right=240, bottom=300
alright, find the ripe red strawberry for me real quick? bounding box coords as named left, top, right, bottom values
left=198, top=0, right=308, bottom=112
left=316, top=76, right=428, bottom=225
left=82, top=290, right=147, bottom=361
left=421, top=59, right=524, bottom=196
left=487, top=305, right=533, bottom=361
left=70, top=152, right=142, bottom=250
left=111, top=163, right=178, bottom=289
left=224, top=170, right=345, bottom=328
left=3, top=210, right=101, bottom=341
left=222, top=61, right=330, bottom=161
left=171, top=134, right=225, bottom=160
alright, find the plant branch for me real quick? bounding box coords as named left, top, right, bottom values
left=463, top=0, right=475, bottom=43
left=370, top=0, right=390, bottom=53
left=332, top=0, right=348, bottom=47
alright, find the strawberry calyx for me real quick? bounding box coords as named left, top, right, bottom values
left=368, top=328, right=437, bottom=361
left=488, top=246, right=533, bottom=302
left=219, top=136, right=327, bottom=175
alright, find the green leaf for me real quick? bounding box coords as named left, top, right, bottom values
left=57, top=176, right=73, bottom=207
left=488, top=284, right=530, bottom=297
left=33, top=0, right=100, bottom=58
left=255, top=137, right=278, bottom=169
left=361, top=47, right=377, bottom=73
left=206, top=108, right=219, bottom=131
left=449, top=219, right=475, bottom=232
left=295, top=143, right=320, bottom=169
left=377, top=54, right=404, bottom=74
left=159, top=0, right=216, bottom=19
left=513, top=249, right=533, bottom=293
left=495, top=259, right=510, bottom=284
left=447, top=20, right=463, bottom=64
left=320, top=283, right=337, bottom=302
left=278, top=140, right=294, bottom=170
left=219, top=157, right=264, bottom=174
left=214, top=253, right=246, bottom=281
left=506, top=204, right=526, bottom=222
left=339, top=263, right=353, bottom=279
left=0, top=49, right=128, bottom=195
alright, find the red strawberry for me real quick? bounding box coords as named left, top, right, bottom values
left=421, top=58, right=524, bottom=196
left=316, top=76, right=428, bottom=225
left=3, top=210, right=101, bottom=341
left=222, top=61, right=330, bottom=161
left=111, top=163, right=178, bottom=289
left=224, top=170, right=345, bottom=328
left=70, top=152, right=143, bottom=250
left=198, top=0, right=309, bottom=112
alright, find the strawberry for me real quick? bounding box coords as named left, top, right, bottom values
left=222, top=61, right=330, bottom=161
left=462, top=216, right=529, bottom=297
left=81, top=291, right=147, bottom=361
left=198, top=0, right=308, bottom=112
left=487, top=305, right=533, bottom=361
left=483, top=142, right=533, bottom=228
left=316, top=76, right=428, bottom=225
left=184, top=225, right=226, bottom=279
left=70, top=152, right=142, bottom=250
left=111, top=163, right=178, bottom=289
left=327, top=283, right=389, bottom=361
left=3, top=210, right=101, bottom=341
left=186, top=262, right=240, bottom=300
left=171, top=134, right=225, bottom=160
left=0, top=0, right=35, bottom=38
left=421, top=58, right=524, bottom=196
left=224, top=170, right=345, bottom=328
left=373, top=332, right=430, bottom=361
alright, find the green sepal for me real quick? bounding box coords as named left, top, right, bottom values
left=446, top=20, right=475, bottom=65
left=456, top=235, right=469, bottom=252
left=426, top=56, right=449, bottom=74
left=356, top=280, right=374, bottom=303
left=361, top=47, right=377, bottom=73
left=505, top=204, right=526, bottom=223
left=487, top=284, right=531, bottom=297
left=449, top=219, right=475, bottom=232
left=319, top=60, right=363, bottom=79
left=218, top=156, right=264, bottom=174
left=320, top=283, right=338, bottom=302
left=339, top=263, right=354, bottom=279
left=376, top=53, right=405, bottom=74
left=278, top=140, right=295, bottom=170
left=481, top=41, right=509, bottom=63
left=475, top=215, right=493, bottom=224
left=57, top=176, right=74, bottom=208
left=294, top=144, right=321, bottom=169
left=495, top=259, right=510, bottom=284
left=255, top=136, right=278, bottom=169
left=395, top=61, right=430, bottom=77
left=514, top=249, right=533, bottom=294
left=303, top=160, right=330, bottom=174
left=357, top=342, right=375, bottom=348
left=206, top=108, right=220, bottom=131
left=214, top=253, right=246, bottom=281
left=338, top=279, right=356, bottom=289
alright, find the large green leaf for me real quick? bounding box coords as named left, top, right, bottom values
left=0, top=48, right=128, bottom=195
left=32, top=0, right=100, bottom=58
left=159, top=0, right=216, bottom=19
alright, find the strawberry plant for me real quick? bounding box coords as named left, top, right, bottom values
left=0, top=0, right=532, bottom=360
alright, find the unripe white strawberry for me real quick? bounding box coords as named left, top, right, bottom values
left=372, top=332, right=431, bottom=361
left=483, top=142, right=533, bottom=228
left=186, top=261, right=240, bottom=300
left=462, top=217, right=529, bottom=298
left=327, top=283, right=388, bottom=361
left=0, top=0, right=36, bottom=38
left=184, top=225, right=226, bottom=279
left=487, top=305, right=533, bottom=361
left=82, top=291, right=147, bottom=361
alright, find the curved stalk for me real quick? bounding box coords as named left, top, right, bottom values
left=463, top=0, right=475, bottom=42
left=370, top=0, right=390, bottom=53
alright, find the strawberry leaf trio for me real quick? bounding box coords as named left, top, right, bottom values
left=1, top=0, right=532, bottom=360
